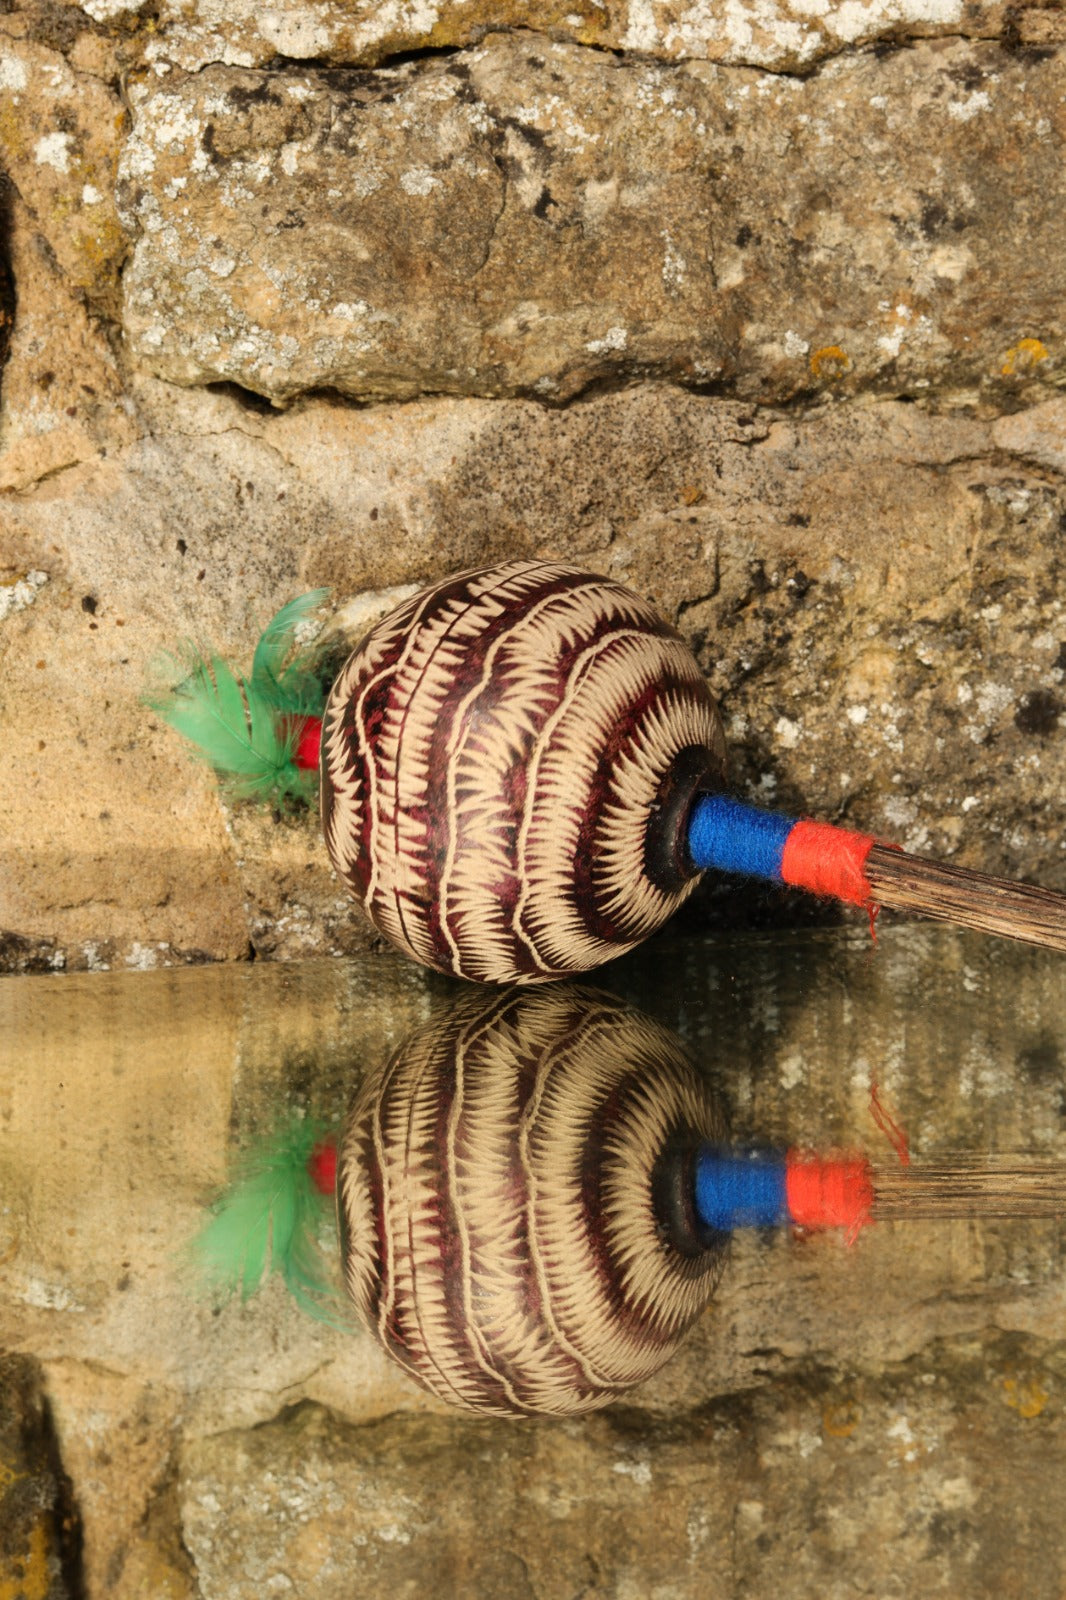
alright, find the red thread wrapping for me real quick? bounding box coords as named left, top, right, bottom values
left=308, top=1138, right=338, bottom=1196
left=785, top=1152, right=874, bottom=1240
left=779, top=820, right=876, bottom=907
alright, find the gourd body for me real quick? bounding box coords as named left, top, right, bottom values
left=338, top=987, right=728, bottom=1417
left=321, top=561, right=726, bottom=983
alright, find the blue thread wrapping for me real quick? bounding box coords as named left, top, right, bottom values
left=694, top=1148, right=789, bottom=1232
left=686, top=795, right=795, bottom=882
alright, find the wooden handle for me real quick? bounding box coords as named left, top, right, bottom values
left=864, top=844, right=1066, bottom=953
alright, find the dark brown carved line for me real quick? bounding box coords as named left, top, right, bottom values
left=327, top=566, right=491, bottom=919
left=439, top=1014, right=561, bottom=1413
left=603, top=1027, right=728, bottom=1222
left=512, top=1008, right=636, bottom=1395
left=499, top=1002, right=655, bottom=1404
left=415, top=568, right=676, bottom=969
left=369, top=565, right=614, bottom=972
left=375, top=1042, right=479, bottom=1408
left=393, top=1018, right=544, bottom=1410
left=363, top=1049, right=410, bottom=1353
left=501, top=630, right=693, bottom=972
left=425, top=1032, right=528, bottom=1410
left=323, top=586, right=431, bottom=887
left=327, top=563, right=684, bottom=975
left=464, top=997, right=623, bottom=1409
left=337, top=1117, right=382, bottom=1318
left=575, top=1059, right=723, bottom=1354
left=525, top=1017, right=708, bottom=1362
left=333, top=673, right=390, bottom=902
left=571, top=669, right=719, bottom=946
left=453, top=990, right=603, bottom=1411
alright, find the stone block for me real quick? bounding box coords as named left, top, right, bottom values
left=119, top=39, right=1066, bottom=405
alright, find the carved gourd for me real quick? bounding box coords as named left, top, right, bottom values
left=321, top=561, right=726, bottom=983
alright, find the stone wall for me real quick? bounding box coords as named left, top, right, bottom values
left=2, top=1, right=1065, bottom=970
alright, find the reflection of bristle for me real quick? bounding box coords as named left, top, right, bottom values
left=873, top=1157, right=1066, bottom=1219
left=321, top=562, right=726, bottom=983
left=339, top=989, right=728, bottom=1418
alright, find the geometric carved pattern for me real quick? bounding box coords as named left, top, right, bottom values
left=338, top=986, right=729, bottom=1416
left=321, top=562, right=727, bottom=982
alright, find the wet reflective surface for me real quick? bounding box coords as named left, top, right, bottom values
left=3, top=926, right=1066, bottom=1597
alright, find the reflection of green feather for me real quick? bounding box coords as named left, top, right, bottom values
left=146, top=592, right=329, bottom=803
left=190, top=1116, right=348, bottom=1328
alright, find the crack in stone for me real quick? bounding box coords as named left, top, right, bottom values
left=125, top=20, right=1030, bottom=87
left=470, top=106, right=510, bottom=282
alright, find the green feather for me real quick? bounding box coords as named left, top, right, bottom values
left=189, top=1117, right=349, bottom=1328
left=146, top=592, right=329, bottom=802
left=250, top=589, right=329, bottom=710
left=147, top=652, right=306, bottom=800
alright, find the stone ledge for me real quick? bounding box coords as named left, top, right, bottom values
left=177, top=1331, right=1066, bottom=1600
left=12, top=0, right=1040, bottom=75
left=2, top=385, right=1064, bottom=971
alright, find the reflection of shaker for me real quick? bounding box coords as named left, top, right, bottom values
left=185, top=979, right=1066, bottom=1418
left=339, top=987, right=730, bottom=1417
left=337, top=985, right=1066, bottom=1418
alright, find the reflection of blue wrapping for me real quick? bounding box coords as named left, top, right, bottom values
left=694, top=1147, right=789, bottom=1232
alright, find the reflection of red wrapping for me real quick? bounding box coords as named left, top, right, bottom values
left=786, top=1151, right=874, bottom=1240
left=308, top=1138, right=338, bottom=1196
